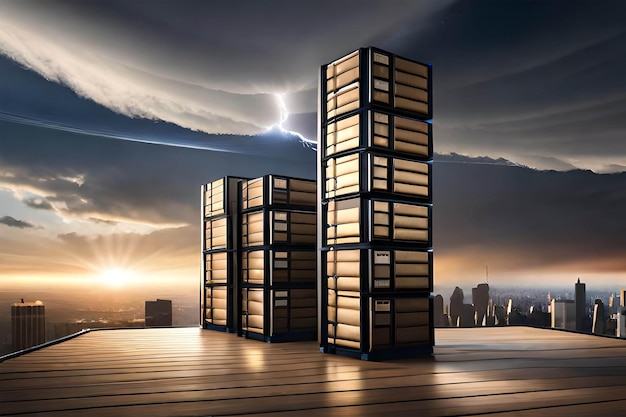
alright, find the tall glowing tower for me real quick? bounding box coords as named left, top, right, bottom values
left=202, top=177, right=247, bottom=332
left=11, top=300, right=45, bottom=351
left=575, top=278, right=586, bottom=332
left=318, top=47, right=433, bottom=359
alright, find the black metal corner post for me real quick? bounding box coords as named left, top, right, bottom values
left=234, top=179, right=243, bottom=335
left=317, top=62, right=327, bottom=349
left=200, top=184, right=206, bottom=327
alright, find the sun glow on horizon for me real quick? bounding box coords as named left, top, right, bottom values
left=99, top=267, right=137, bottom=287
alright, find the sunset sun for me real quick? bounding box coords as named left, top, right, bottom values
left=100, top=268, right=135, bottom=287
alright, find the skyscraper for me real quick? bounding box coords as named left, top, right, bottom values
left=575, top=278, right=586, bottom=332
left=592, top=299, right=606, bottom=334
left=472, top=283, right=489, bottom=326
left=145, top=299, right=172, bottom=327
left=319, top=47, right=433, bottom=359
left=11, top=300, right=45, bottom=351
left=449, top=287, right=464, bottom=327
left=551, top=299, right=575, bottom=330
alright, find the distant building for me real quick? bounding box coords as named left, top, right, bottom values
left=527, top=309, right=551, bottom=328
left=485, top=298, right=495, bottom=326
left=551, top=299, right=575, bottom=330
left=472, top=283, right=489, bottom=326
left=433, top=294, right=447, bottom=327
left=11, top=300, right=45, bottom=351
left=506, top=299, right=513, bottom=323
left=615, top=308, right=626, bottom=338
left=575, top=278, right=586, bottom=332
left=494, top=305, right=506, bottom=326
left=145, top=299, right=172, bottom=327
left=459, top=304, right=475, bottom=327
left=592, top=299, right=605, bottom=335
left=449, top=287, right=464, bottom=327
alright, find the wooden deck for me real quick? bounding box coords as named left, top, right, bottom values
left=2, top=327, right=626, bottom=416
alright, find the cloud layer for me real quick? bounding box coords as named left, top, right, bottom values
left=0, top=0, right=451, bottom=138
left=1, top=1, right=624, bottom=172
left=0, top=215, right=34, bottom=229
left=2, top=128, right=626, bottom=288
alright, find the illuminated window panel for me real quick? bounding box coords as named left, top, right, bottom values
left=242, top=288, right=317, bottom=340
left=326, top=198, right=361, bottom=245
left=204, top=251, right=230, bottom=285
left=241, top=175, right=316, bottom=210
left=322, top=47, right=431, bottom=123
left=327, top=294, right=433, bottom=353
left=203, top=178, right=225, bottom=217
left=205, top=286, right=228, bottom=326
left=202, top=176, right=247, bottom=219
left=326, top=197, right=431, bottom=246
left=241, top=250, right=264, bottom=285
left=394, top=250, right=431, bottom=289
left=393, top=159, right=429, bottom=197
left=392, top=202, right=429, bottom=242
left=204, top=217, right=228, bottom=250
left=394, top=56, right=430, bottom=116
left=326, top=248, right=432, bottom=293
left=242, top=177, right=264, bottom=210
left=325, top=114, right=361, bottom=157
left=392, top=115, right=430, bottom=157
left=326, top=50, right=360, bottom=93
left=325, top=153, right=360, bottom=198
left=242, top=288, right=264, bottom=334
left=371, top=51, right=391, bottom=104
left=323, top=111, right=432, bottom=159
left=327, top=290, right=362, bottom=349
left=241, top=211, right=264, bottom=247
left=324, top=152, right=431, bottom=200
left=241, top=210, right=317, bottom=248
left=241, top=250, right=316, bottom=285
left=327, top=83, right=360, bottom=121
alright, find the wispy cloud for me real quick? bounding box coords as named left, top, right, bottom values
left=22, top=196, right=53, bottom=210
left=0, top=215, right=34, bottom=229
left=0, top=1, right=452, bottom=138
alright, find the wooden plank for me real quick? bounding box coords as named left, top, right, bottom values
left=2, top=327, right=626, bottom=416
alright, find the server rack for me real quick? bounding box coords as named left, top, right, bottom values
left=319, top=47, right=434, bottom=360
left=240, top=175, right=318, bottom=342
left=201, top=176, right=247, bottom=333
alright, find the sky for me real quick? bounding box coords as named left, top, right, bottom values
left=1, top=0, right=626, bottom=303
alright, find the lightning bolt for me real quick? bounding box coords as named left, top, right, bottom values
left=270, top=93, right=316, bottom=149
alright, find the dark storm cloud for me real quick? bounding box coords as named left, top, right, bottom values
left=391, top=1, right=626, bottom=172
left=0, top=216, right=34, bottom=229
left=434, top=154, right=626, bottom=272
left=1, top=0, right=623, bottom=171
left=0, top=0, right=451, bottom=139
left=0, top=119, right=316, bottom=228
left=22, top=196, right=53, bottom=210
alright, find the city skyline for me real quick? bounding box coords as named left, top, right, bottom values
left=1, top=0, right=626, bottom=305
